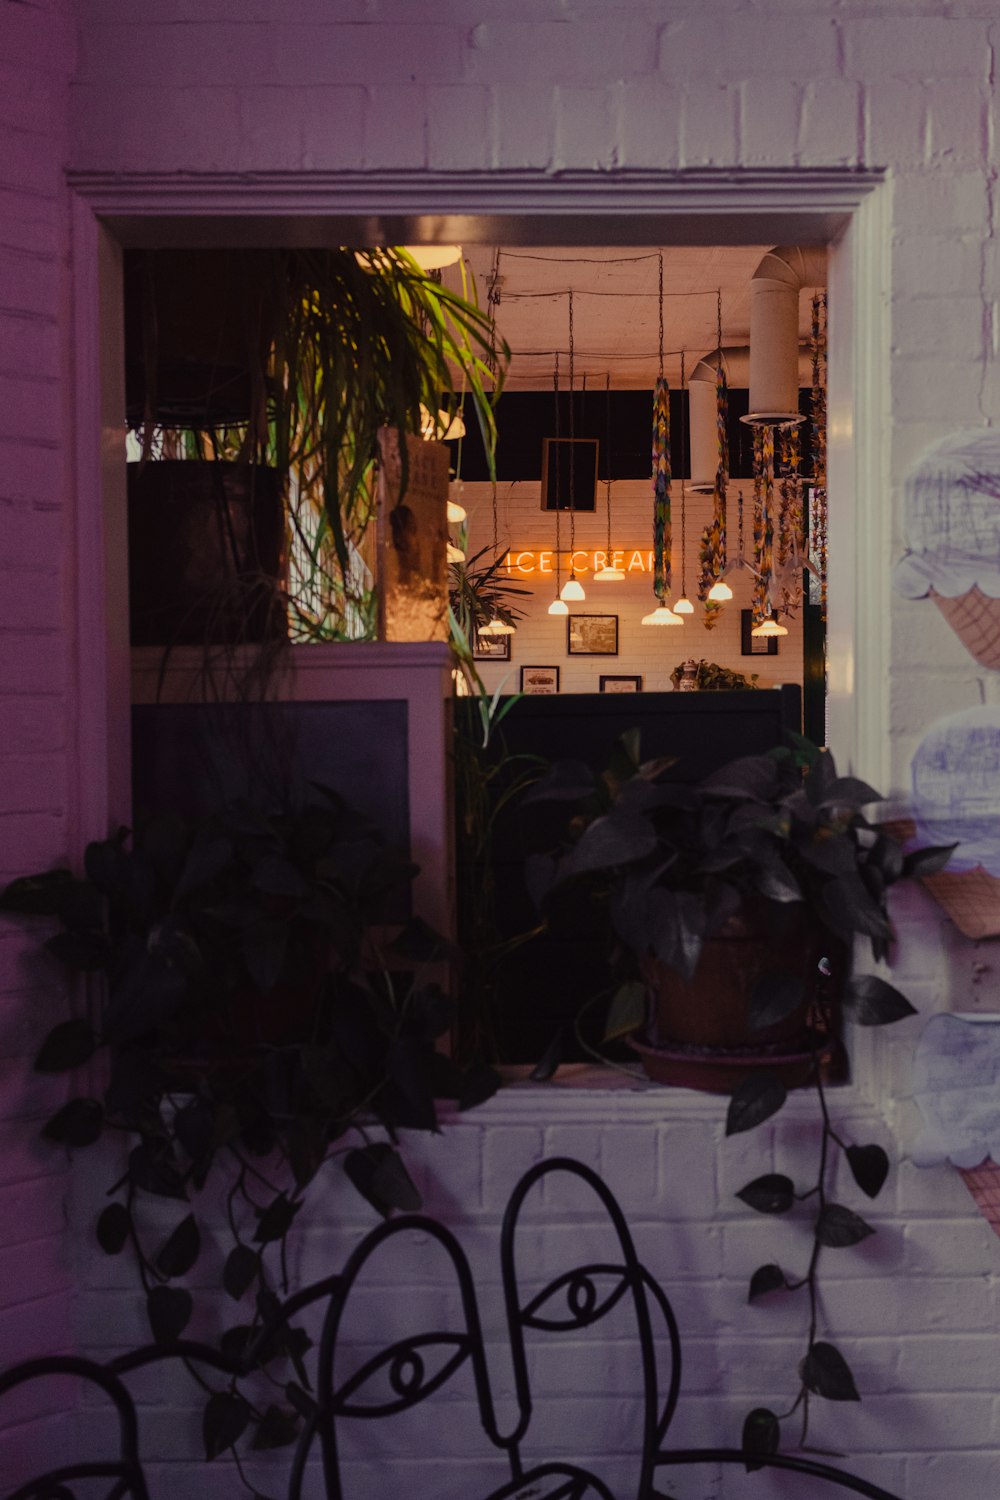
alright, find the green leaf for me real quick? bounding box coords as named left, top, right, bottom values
left=220, top=1324, right=257, bottom=1365
left=559, top=812, right=658, bottom=880
left=252, top=856, right=308, bottom=898
left=146, top=1285, right=192, bottom=1344
left=816, top=1203, right=876, bottom=1248
left=842, top=974, right=917, bottom=1026
left=757, top=859, right=803, bottom=904
left=529, top=1025, right=566, bottom=1083
left=223, top=1244, right=259, bottom=1301
left=175, top=835, right=233, bottom=901
left=741, top=1406, right=780, bottom=1471
left=457, top=1061, right=500, bottom=1111
left=725, top=1072, right=788, bottom=1136
left=903, top=842, right=957, bottom=879
left=251, top=1405, right=299, bottom=1451
left=96, top=1202, right=130, bottom=1255
left=387, top=916, right=452, bottom=963
left=821, top=776, right=883, bottom=809
left=747, top=971, right=804, bottom=1033
left=34, top=1019, right=98, bottom=1073
left=603, top=981, right=647, bottom=1041
left=520, top=760, right=595, bottom=805
left=0, top=869, right=75, bottom=915
left=253, top=1193, right=303, bottom=1245
left=156, top=1214, right=201, bottom=1278
left=736, top=1175, right=795, bottom=1215
left=42, top=1097, right=103, bottom=1147
left=128, top=1144, right=188, bottom=1201
left=801, top=1341, right=860, bottom=1401
left=203, top=1390, right=251, bottom=1460
left=344, top=1143, right=421, bottom=1217
left=846, top=1143, right=890, bottom=1200
left=748, top=1263, right=787, bottom=1302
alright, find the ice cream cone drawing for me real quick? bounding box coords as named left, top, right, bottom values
left=911, top=706, right=1000, bottom=938
left=894, top=430, right=1000, bottom=670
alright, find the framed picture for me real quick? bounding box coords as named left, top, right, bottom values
left=473, top=632, right=512, bottom=661
left=741, top=609, right=779, bottom=656
left=520, top=665, right=560, bottom=695
left=600, top=674, right=642, bottom=693
left=567, top=614, right=619, bottom=656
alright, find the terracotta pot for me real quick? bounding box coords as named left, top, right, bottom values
left=128, top=461, right=287, bottom=647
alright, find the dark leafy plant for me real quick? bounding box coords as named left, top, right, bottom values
left=524, top=729, right=955, bottom=1456
left=670, top=657, right=760, bottom=691
left=2, top=790, right=498, bottom=1467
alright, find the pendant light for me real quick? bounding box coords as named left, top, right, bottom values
left=707, top=578, right=734, bottom=601
left=705, top=293, right=733, bottom=603
left=594, top=371, right=625, bottom=582
left=559, top=293, right=586, bottom=603
left=673, top=351, right=694, bottom=615
left=477, top=264, right=517, bottom=637
left=751, top=615, right=789, bottom=637
left=644, top=251, right=683, bottom=627
left=548, top=352, right=570, bottom=615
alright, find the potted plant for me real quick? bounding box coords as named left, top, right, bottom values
left=126, top=247, right=506, bottom=646
left=1, top=787, right=499, bottom=1460
left=524, top=729, right=954, bottom=1455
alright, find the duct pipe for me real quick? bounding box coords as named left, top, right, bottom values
left=688, top=345, right=813, bottom=491
left=745, top=246, right=827, bottom=426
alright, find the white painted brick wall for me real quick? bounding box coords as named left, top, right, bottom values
left=0, top=0, right=992, bottom=1493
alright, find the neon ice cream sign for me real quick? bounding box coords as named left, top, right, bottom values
left=503, top=549, right=654, bottom=575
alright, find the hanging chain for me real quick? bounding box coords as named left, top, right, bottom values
left=737, top=487, right=745, bottom=560
left=568, top=290, right=576, bottom=558
left=553, top=353, right=562, bottom=591
left=605, top=371, right=613, bottom=556
left=679, top=350, right=688, bottom=596
left=658, top=251, right=665, bottom=379
left=487, top=248, right=501, bottom=387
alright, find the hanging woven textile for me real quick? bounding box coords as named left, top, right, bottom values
left=751, top=425, right=775, bottom=626
left=810, top=292, right=829, bottom=623
left=698, top=356, right=729, bottom=628
left=652, top=374, right=671, bottom=604
left=775, top=423, right=804, bottom=615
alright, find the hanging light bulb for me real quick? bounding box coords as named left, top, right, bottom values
left=548, top=597, right=570, bottom=616
left=488, top=618, right=516, bottom=635
left=420, top=405, right=466, bottom=442
left=707, top=579, right=734, bottom=601
left=478, top=618, right=499, bottom=636
left=447, top=542, right=466, bottom=564
left=447, top=498, right=467, bottom=524
left=641, top=603, right=684, bottom=626
left=673, top=595, right=695, bottom=614
left=560, top=571, right=586, bottom=602
left=751, top=615, right=789, bottom=637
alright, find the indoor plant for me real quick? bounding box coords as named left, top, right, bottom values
left=1, top=789, right=498, bottom=1462
left=127, top=247, right=507, bottom=646
left=524, top=729, right=954, bottom=1456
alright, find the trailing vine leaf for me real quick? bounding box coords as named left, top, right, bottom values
left=42, top=1098, right=103, bottom=1148
left=34, top=1019, right=98, bottom=1073
left=902, top=842, right=957, bottom=878
left=285, top=1381, right=318, bottom=1420
left=529, top=1026, right=565, bottom=1083
left=344, top=1143, right=421, bottom=1217
left=816, top=1203, right=875, bottom=1248
left=128, top=1144, right=187, bottom=1202
left=253, top=1194, right=303, bottom=1245
left=841, top=974, right=917, bottom=1026
left=741, top=1406, right=780, bottom=1471
left=801, top=1341, right=860, bottom=1401
left=223, top=1245, right=259, bottom=1301
left=846, top=1143, right=890, bottom=1200
left=147, top=1285, right=193, bottom=1344
left=251, top=1404, right=300, bottom=1450
left=0, top=868, right=76, bottom=915
left=725, top=1073, right=788, bottom=1136
left=603, top=981, right=646, bottom=1041
left=748, top=1263, right=788, bottom=1302
left=96, top=1202, right=130, bottom=1256
left=747, top=971, right=803, bottom=1032
left=736, top=1175, right=795, bottom=1215
left=156, top=1214, right=201, bottom=1278
left=203, top=1390, right=251, bottom=1461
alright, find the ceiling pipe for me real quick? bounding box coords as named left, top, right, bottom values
left=688, top=344, right=814, bottom=492
left=744, top=246, right=827, bottom=426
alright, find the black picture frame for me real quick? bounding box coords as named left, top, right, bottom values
left=520, top=665, right=560, bottom=694
left=567, top=614, right=619, bottom=656
left=599, top=674, right=642, bottom=693
left=473, top=631, right=512, bottom=661
left=741, top=609, right=779, bottom=656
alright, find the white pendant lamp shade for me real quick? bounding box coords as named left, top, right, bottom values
left=560, top=572, right=586, bottom=602
left=446, top=542, right=466, bottom=564
left=487, top=618, right=516, bottom=635
left=707, top=579, right=734, bottom=601
left=641, top=604, right=684, bottom=626
left=751, top=616, right=789, bottom=637
left=547, top=598, right=570, bottom=616
left=404, top=244, right=463, bottom=271
left=593, top=563, right=625, bottom=582
left=421, top=405, right=466, bottom=442
left=673, top=595, right=695, bottom=614
left=447, top=499, right=467, bottom=523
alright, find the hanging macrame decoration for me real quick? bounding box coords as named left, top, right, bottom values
left=652, top=379, right=671, bottom=603
left=810, top=291, right=829, bottom=623
left=751, top=425, right=775, bottom=627
left=774, top=423, right=805, bottom=615
left=699, top=359, right=729, bottom=628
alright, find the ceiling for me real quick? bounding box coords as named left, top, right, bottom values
left=454, top=244, right=822, bottom=391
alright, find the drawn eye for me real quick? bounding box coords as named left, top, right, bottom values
left=522, top=1264, right=631, bottom=1331
left=334, top=1333, right=471, bottom=1416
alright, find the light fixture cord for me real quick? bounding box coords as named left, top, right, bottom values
left=652, top=252, right=671, bottom=603
left=679, top=349, right=688, bottom=597
left=568, top=290, right=576, bottom=561
left=553, top=354, right=562, bottom=594
left=658, top=251, right=665, bottom=379
left=487, top=248, right=501, bottom=388
left=604, top=371, right=613, bottom=557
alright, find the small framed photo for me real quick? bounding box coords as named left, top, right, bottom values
left=473, top=631, right=512, bottom=661
left=567, top=614, right=619, bottom=656
left=520, top=665, right=560, bottom=695
left=741, top=609, right=778, bottom=656
left=600, top=674, right=642, bottom=693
